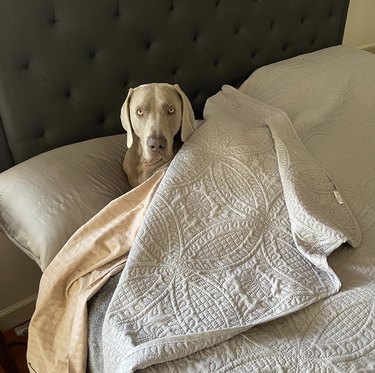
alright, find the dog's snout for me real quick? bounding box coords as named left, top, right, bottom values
left=146, top=136, right=167, bottom=152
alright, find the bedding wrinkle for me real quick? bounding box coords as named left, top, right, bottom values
left=27, top=170, right=165, bottom=373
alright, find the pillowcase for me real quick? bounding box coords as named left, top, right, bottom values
left=0, top=134, right=130, bottom=270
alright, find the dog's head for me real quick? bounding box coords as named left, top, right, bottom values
left=120, top=83, right=195, bottom=164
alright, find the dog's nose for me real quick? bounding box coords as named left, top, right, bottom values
left=146, top=136, right=167, bottom=152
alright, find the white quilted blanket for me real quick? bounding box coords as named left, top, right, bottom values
left=101, top=83, right=359, bottom=372
left=140, top=46, right=375, bottom=373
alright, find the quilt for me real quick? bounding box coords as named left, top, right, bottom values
left=141, top=46, right=375, bottom=373
left=100, top=85, right=359, bottom=372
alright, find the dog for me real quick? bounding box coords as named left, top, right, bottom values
left=121, top=83, right=196, bottom=188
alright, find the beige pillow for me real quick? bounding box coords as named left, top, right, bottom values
left=0, top=134, right=130, bottom=270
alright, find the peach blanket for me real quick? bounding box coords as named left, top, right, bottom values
left=27, top=170, right=165, bottom=373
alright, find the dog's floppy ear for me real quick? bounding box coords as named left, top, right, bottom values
left=120, top=88, right=134, bottom=149
left=174, top=84, right=196, bottom=142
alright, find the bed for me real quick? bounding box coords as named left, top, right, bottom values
left=1, top=0, right=375, bottom=372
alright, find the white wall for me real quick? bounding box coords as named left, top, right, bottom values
left=343, top=0, right=375, bottom=49
left=0, top=233, right=41, bottom=330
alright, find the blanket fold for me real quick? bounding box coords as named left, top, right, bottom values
left=27, top=170, right=165, bottom=373
left=101, top=87, right=359, bottom=372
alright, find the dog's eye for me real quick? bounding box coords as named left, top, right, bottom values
left=136, top=108, right=143, bottom=116
left=168, top=107, right=175, bottom=115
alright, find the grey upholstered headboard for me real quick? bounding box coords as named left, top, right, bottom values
left=0, top=0, right=350, bottom=172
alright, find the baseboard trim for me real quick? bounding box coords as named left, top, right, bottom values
left=0, top=294, right=37, bottom=331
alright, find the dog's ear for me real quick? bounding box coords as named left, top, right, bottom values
left=120, top=88, right=134, bottom=149
left=174, top=84, right=196, bottom=142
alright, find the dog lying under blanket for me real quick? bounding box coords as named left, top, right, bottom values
left=121, top=83, right=196, bottom=187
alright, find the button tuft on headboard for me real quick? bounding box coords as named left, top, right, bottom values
left=89, top=49, right=97, bottom=59
left=144, top=39, right=153, bottom=50
left=98, top=115, right=106, bottom=125
left=192, top=33, right=200, bottom=43
left=171, top=67, right=179, bottom=77
left=64, top=89, right=72, bottom=99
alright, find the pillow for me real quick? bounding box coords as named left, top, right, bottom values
left=0, top=134, right=131, bottom=270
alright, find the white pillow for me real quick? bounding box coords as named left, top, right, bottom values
left=0, top=134, right=130, bottom=270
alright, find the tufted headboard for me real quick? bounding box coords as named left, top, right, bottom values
left=0, top=0, right=350, bottom=172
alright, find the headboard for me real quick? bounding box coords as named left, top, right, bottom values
left=0, top=0, right=350, bottom=172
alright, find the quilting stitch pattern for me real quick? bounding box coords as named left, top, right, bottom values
left=142, top=46, right=375, bottom=373
left=101, top=83, right=358, bottom=372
